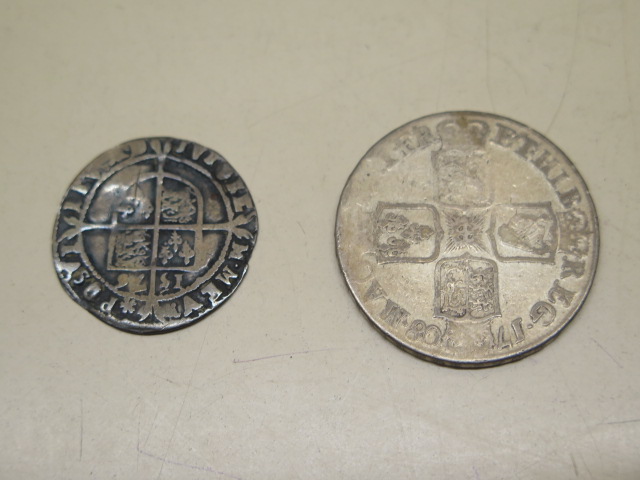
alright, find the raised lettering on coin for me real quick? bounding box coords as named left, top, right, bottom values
left=53, top=137, right=258, bottom=333
left=336, top=112, right=598, bottom=367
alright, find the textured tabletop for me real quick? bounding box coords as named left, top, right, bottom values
left=1, top=1, right=639, bottom=478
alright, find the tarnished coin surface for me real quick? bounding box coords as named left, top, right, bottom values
left=53, top=137, right=258, bottom=334
left=336, top=112, right=598, bottom=367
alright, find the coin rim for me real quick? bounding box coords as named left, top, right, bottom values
left=335, top=111, right=599, bottom=368
left=52, top=136, right=259, bottom=334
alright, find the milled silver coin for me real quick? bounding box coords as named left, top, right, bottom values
left=53, top=137, right=258, bottom=334
left=336, top=112, right=598, bottom=367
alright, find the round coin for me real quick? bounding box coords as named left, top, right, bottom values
left=53, top=137, right=258, bottom=334
left=336, top=112, right=598, bottom=367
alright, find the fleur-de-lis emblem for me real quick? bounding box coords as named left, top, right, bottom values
left=159, top=231, right=195, bottom=266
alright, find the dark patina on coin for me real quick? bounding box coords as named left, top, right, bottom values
left=336, top=112, right=598, bottom=367
left=53, top=137, right=258, bottom=334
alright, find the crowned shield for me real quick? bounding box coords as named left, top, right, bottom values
left=434, top=254, right=501, bottom=322
left=432, top=118, right=493, bottom=207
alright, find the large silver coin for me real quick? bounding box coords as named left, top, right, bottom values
left=53, top=137, right=258, bottom=334
left=336, top=112, right=598, bottom=367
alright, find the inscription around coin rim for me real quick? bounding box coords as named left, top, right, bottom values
left=53, top=137, right=258, bottom=334
left=336, top=111, right=598, bottom=367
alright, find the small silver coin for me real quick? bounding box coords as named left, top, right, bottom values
left=336, top=112, right=598, bottom=367
left=53, top=137, right=258, bottom=334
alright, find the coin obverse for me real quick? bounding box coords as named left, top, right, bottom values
left=336, top=112, right=598, bottom=367
left=53, top=137, right=258, bottom=334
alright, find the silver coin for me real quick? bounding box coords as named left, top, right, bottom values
left=53, top=137, right=258, bottom=334
left=336, top=112, right=598, bottom=367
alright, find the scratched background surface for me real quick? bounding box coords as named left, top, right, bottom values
left=1, top=1, right=639, bottom=478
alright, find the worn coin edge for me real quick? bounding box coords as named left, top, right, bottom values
left=335, top=111, right=599, bottom=367
left=52, top=136, right=259, bottom=335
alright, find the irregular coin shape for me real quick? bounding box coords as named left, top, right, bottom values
left=336, top=112, right=598, bottom=367
left=53, top=137, right=258, bottom=334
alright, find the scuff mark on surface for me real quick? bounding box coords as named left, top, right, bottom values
left=233, top=347, right=343, bottom=364
left=546, top=1, right=581, bottom=134
left=139, top=446, right=246, bottom=480
left=79, top=399, right=84, bottom=461
left=590, top=337, right=624, bottom=369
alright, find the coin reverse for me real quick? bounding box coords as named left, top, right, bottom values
left=336, top=112, right=598, bottom=367
left=53, top=137, right=258, bottom=334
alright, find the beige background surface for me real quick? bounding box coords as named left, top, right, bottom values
left=1, top=1, right=639, bottom=479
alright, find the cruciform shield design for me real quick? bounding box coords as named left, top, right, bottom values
left=337, top=112, right=598, bottom=367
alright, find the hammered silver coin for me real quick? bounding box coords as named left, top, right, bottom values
left=336, top=112, right=598, bottom=367
left=53, top=137, right=258, bottom=334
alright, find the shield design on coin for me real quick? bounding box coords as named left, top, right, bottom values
left=489, top=202, right=558, bottom=263
left=432, top=118, right=492, bottom=207
left=336, top=112, right=599, bottom=367
left=53, top=137, right=258, bottom=334
left=374, top=202, right=443, bottom=263
left=106, top=174, right=207, bottom=274
left=434, top=253, right=500, bottom=322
